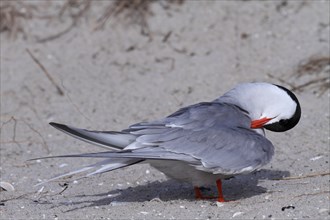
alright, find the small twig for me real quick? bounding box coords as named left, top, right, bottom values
left=37, top=0, right=91, bottom=43
left=290, top=76, right=329, bottom=92
left=61, top=81, right=92, bottom=122
left=0, top=191, right=36, bottom=203
left=12, top=117, right=18, bottom=145
left=0, top=116, right=22, bottom=149
left=21, top=119, right=50, bottom=154
left=11, top=116, right=22, bottom=149
left=0, top=140, right=32, bottom=144
left=267, top=73, right=296, bottom=89
left=58, top=183, right=69, bottom=195
left=162, top=31, right=172, bottom=43
left=0, top=116, right=15, bottom=131
left=94, top=0, right=152, bottom=35
left=94, top=1, right=123, bottom=30
left=35, top=183, right=70, bottom=202
left=295, top=57, right=330, bottom=77
left=267, top=56, right=329, bottom=96
left=36, top=21, right=75, bottom=43
left=273, top=171, right=330, bottom=180
left=26, top=48, right=64, bottom=96
left=293, top=190, right=330, bottom=198
left=1, top=183, right=69, bottom=204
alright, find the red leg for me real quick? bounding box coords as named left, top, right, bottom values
left=194, top=180, right=227, bottom=201
left=194, top=186, right=217, bottom=200
left=216, top=179, right=226, bottom=202
left=194, top=186, right=203, bottom=199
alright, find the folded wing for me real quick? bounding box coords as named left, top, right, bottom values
left=41, top=102, right=274, bottom=184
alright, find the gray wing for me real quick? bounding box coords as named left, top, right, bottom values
left=122, top=102, right=274, bottom=175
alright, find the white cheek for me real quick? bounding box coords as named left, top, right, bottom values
left=266, top=118, right=279, bottom=125
left=263, top=102, right=296, bottom=124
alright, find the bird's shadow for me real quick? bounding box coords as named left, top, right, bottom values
left=46, top=169, right=289, bottom=212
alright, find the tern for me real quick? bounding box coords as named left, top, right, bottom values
left=35, top=82, right=301, bottom=202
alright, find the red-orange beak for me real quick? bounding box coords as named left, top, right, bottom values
left=251, top=117, right=273, bottom=129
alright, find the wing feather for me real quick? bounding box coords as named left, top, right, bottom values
left=124, top=102, right=274, bottom=175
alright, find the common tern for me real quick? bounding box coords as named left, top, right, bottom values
left=35, top=82, right=301, bottom=202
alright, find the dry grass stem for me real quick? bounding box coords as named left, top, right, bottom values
left=293, top=190, right=330, bottom=198
left=1, top=1, right=184, bottom=40
left=60, top=81, right=92, bottom=122
left=26, top=48, right=64, bottom=96
left=291, top=56, right=330, bottom=95
left=273, top=171, right=330, bottom=180
left=0, top=1, right=36, bottom=39
left=21, top=119, right=50, bottom=154
left=37, top=0, right=91, bottom=43
left=0, top=116, right=22, bottom=149
left=94, top=0, right=152, bottom=34
left=268, top=56, right=330, bottom=96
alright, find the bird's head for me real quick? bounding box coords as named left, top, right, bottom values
left=217, top=82, right=301, bottom=132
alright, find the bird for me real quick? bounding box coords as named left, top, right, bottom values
left=34, top=82, right=301, bottom=202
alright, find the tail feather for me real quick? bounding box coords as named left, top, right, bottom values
left=34, top=122, right=142, bottom=185
left=86, top=158, right=143, bottom=176
left=35, top=158, right=143, bottom=186
left=31, top=149, right=196, bottom=162
left=49, top=122, right=136, bottom=150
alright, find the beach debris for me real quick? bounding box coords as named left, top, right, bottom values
left=268, top=56, right=330, bottom=97
left=291, top=56, right=330, bottom=96
left=281, top=205, right=295, bottom=211
left=150, top=197, right=163, bottom=202
left=37, top=186, right=45, bottom=194
left=216, top=201, right=224, bottom=207
left=232, top=212, right=244, bottom=218
left=0, top=1, right=35, bottom=39
left=0, top=182, right=15, bottom=192
left=58, top=183, right=69, bottom=195
left=1, top=1, right=185, bottom=41
left=309, top=155, right=323, bottom=161
left=59, top=163, right=68, bottom=168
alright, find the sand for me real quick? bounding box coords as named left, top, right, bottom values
left=1, top=1, right=329, bottom=219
